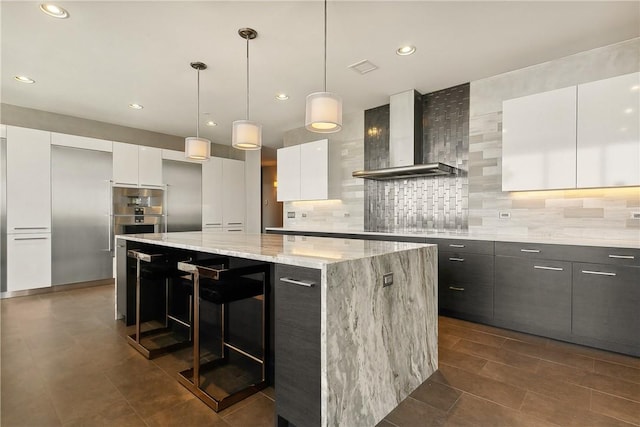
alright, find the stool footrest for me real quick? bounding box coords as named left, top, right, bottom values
left=177, top=357, right=266, bottom=412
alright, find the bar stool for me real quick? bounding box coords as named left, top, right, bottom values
left=126, top=249, right=227, bottom=359
left=176, top=260, right=269, bottom=412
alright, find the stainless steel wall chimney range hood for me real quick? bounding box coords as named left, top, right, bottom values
left=352, top=89, right=460, bottom=180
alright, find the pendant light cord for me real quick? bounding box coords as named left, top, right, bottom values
left=196, top=68, right=200, bottom=138
left=323, top=0, right=327, bottom=92
left=246, top=35, right=250, bottom=120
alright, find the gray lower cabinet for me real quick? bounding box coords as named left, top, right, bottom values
left=572, top=263, right=640, bottom=355
left=438, top=251, right=494, bottom=322
left=494, top=256, right=572, bottom=339
left=275, top=264, right=321, bottom=427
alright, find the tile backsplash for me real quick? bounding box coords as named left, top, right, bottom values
left=468, top=38, right=640, bottom=241
left=281, top=39, right=639, bottom=242
left=365, top=83, right=469, bottom=232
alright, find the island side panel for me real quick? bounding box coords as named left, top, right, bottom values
left=324, top=245, right=438, bottom=426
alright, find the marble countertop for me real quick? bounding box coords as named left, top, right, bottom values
left=265, top=227, right=640, bottom=249
left=116, top=231, right=431, bottom=269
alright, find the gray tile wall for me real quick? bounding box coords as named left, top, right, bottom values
left=365, top=84, right=469, bottom=232
left=469, top=39, right=640, bottom=240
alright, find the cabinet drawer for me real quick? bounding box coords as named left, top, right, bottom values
left=274, top=264, right=321, bottom=427
left=495, top=256, right=571, bottom=337
left=439, top=252, right=494, bottom=285
left=572, top=263, right=640, bottom=350
left=427, top=238, right=494, bottom=255
left=7, top=233, right=52, bottom=292
left=570, top=246, right=640, bottom=268
left=495, top=241, right=575, bottom=261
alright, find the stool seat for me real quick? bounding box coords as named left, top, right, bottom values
left=200, top=277, right=263, bottom=305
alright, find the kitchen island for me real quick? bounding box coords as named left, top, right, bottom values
left=116, top=232, right=438, bottom=426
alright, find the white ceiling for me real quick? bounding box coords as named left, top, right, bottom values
left=2, top=1, right=638, bottom=148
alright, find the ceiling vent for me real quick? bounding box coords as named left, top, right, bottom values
left=348, top=60, right=378, bottom=75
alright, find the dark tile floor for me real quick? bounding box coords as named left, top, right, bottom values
left=2, top=285, right=639, bottom=426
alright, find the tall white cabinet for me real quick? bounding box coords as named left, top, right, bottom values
left=577, top=72, right=640, bottom=188
left=6, top=126, right=52, bottom=291
left=202, top=157, right=245, bottom=232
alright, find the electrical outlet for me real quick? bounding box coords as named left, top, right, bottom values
left=301, top=213, right=307, bottom=218
left=383, top=272, right=394, bottom=287
left=633, top=212, right=640, bottom=220
left=344, top=212, right=350, bottom=217
left=499, top=212, right=511, bottom=219
left=287, top=211, right=295, bottom=219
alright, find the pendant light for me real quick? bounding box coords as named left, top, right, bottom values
left=232, top=28, right=262, bottom=150
left=185, top=62, right=211, bottom=160
left=305, top=0, right=342, bottom=133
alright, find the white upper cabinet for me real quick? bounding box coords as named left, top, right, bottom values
left=300, top=139, right=329, bottom=200
left=202, top=157, right=224, bottom=228
left=112, top=142, right=139, bottom=186
left=138, top=146, right=163, bottom=187
left=113, top=142, right=163, bottom=187
left=202, top=157, right=245, bottom=229
left=577, top=72, right=640, bottom=188
left=6, top=126, right=52, bottom=233
left=51, top=133, right=113, bottom=152
left=161, top=149, right=203, bottom=163
left=502, top=86, right=577, bottom=191
left=277, top=145, right=301, bottom=201
left=277, top=139, right=330, bottom=201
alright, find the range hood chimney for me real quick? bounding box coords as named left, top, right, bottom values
left=353, top=89, right=460, bottom=180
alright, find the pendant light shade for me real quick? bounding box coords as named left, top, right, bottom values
left=185, top=61, right=211, bottom=160
left=232, top=28, right=262, bottom=151
left=305, top=91, right=342, bottom=132
left=185, top=136, right=211, bottom=160
left=232, top=120, right=262, bottom=150
left=305, top=0, right=342, bottom=133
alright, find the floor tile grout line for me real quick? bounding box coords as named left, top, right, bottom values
left=103, top=367, right=152, bottom=427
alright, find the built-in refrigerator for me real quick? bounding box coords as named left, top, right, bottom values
left=51, top=145, right=113, bottom=286
left=163, top=159, right=202, bottom=232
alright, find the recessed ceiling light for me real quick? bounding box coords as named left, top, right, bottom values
left=14, top=75, right=35, bottom=84
left=40, top=3, right=69, bottom=19
left=631, top=85, right=640, bottom=91
left=275, top=93, right=289, bottom=101
left=205, top=120, right=217, bottom=127
left=624, top=108, right=634, bottom=114
left=128, top=103, right=144, bottom=110
left=396, top=45, right=416, bottom=56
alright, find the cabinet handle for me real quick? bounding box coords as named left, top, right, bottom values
left=226, top=229, right=243, bottom=232
left=581, top=270, right=616, bottom=277
left=608, top=254, right=634, bottom=260
left=448, top=286, right=465, bottom=291
left=280, top=277, right=316, bottom=287
left=14, top=237, right=48, bottom=241
left=448, top=257, right=465, bottom=262
left=521, top=249, right=541, bottom=253
left=534, top=265, right=563, bottom=271
left=449, top=244, right=465, bottom=248
left=13, top=227, right=48, bottom=230
left=227, top=222, right=243, bottom=225
left=205, top=223, right=222, bottom=226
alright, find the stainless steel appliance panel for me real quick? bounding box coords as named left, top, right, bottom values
left=163, top=160, right=202, bottom=232
left=51, top=146, right=113, bottom=285
left=0, top=137, right=6, bottom=292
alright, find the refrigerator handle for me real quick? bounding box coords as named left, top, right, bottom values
left=107, top=180, right=113, bottom=252
left=164, top=184, right=169, bottom=233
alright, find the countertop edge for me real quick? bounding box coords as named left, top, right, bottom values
left=265, top=227, right=640, bottom=250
